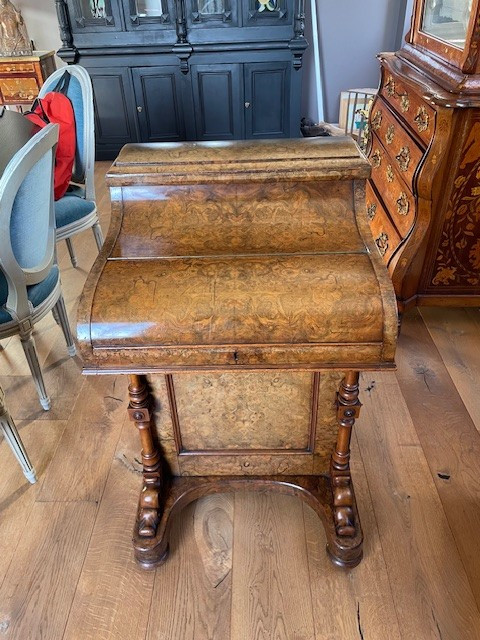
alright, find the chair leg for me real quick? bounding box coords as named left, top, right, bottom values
left=52, top=305, right=60, bottom=325
left=54, top=294, right=76, bottom=357
left=0, top=386, right=36, bottom=483
left=65, top=238, right=78, bottom=268
left=20, top=331, right=50, bottom=411
left=92, top=221, right=104, bottom=252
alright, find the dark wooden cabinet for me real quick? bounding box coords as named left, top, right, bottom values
left=55, top=0, right=307, bottom=158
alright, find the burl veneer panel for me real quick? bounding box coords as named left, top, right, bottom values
left=172, top=371, right=314, bottom=452
left=112, top=182, right=364, bottom=258
left=90, top=254, right=384, bottom=348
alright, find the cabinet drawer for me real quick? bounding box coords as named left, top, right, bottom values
left=366, top=182, right=401, bottom=264
left=369, top=97, right=424, bottom=189
left=0, top=76, right=38, bottom=103
left=380, top=70, right=435, bottom=147
left=369, top=133, right=416, bottom=239
left=0, top=62, right=35, bottom=74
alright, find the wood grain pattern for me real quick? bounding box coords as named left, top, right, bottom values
left=172, top=371, right=314, bottom=451
left=62, top=420, right=154, bottom=640
left=396, top=308, right=480, bottom=608
left=231, top=492, right=316, bottom=640
left=0, top=501, right=96, bottom=640
left=147, top=496, right=234, bottom=640
left=358, top=369, right=480, bottom=639
left=38, top=377, right=127, bottom=502
left=113, top=182, right=364, bottom=259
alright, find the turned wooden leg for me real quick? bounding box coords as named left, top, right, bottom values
left=128, top=374, right=164, bottom=542
left=330, top=371, right=361, bottom=538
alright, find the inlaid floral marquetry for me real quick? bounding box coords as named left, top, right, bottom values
left=371, top=110, right=382, bottom=131
left=414, top=106, right=429, bottom=133
left=385, top=124, right=395, bottom=145
left=396, top=192, right=409, bottom=216
left=371, top=149, right=382, bottom=168
left=367, top=202, right=377, bottom=221
left=400, top=94, right=410, bottom=113
left=395, top=146, right=411, bottom=172
left=386, top=165, right=394, bottom=183
left=375, top=232, right=389, bottom=257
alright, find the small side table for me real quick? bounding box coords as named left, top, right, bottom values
left=0, top=51, right=56, bottom=106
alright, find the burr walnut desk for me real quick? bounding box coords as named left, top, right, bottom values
left=77, top=138, right=397, bottom=569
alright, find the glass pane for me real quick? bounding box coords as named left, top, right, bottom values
left=198, top=0, right=225, bottom=14
left=421, top=0, right=473, bottom=49
left=80, top=0, right=107, bottom=18
left=255, top=0, right=278, bottom=11
left=135, top=0, right=164, bottom=16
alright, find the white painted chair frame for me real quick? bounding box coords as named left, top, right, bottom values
left=39, top=65, right=103, bottom=267
left=0, top=124, right=76, bottom=411
left=0, top=384, right=36, bottom=483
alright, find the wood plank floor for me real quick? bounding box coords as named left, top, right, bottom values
left=1, top=162, right=480, bottom=639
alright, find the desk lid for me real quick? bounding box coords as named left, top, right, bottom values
left=107, top=137, right=371, bottom=186
left=78, top=137, right=397, bottom=373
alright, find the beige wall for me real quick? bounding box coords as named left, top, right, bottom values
left=15, top=0, right=64, bottom=66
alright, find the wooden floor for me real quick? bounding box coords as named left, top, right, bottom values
left=1, top=163, right=480, bottom=640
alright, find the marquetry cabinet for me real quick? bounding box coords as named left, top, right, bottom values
left=0, top=51, right=56, bottom=105
left=366, top=0, right=480, bottom=311
left=54, top=0, right=307, bottom=158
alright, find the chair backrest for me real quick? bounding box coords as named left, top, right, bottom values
left=39, top=65, right=95, bottom=201
left=0, top=124, right=59, bottom=321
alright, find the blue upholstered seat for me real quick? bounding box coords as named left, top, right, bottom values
left=0, top=266, right=59, bottom=324
left=55, top=193, right=95, bottom=228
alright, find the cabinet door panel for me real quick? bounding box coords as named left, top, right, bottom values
left=132, top=67, right=185, bottom=142
left=67, top=0, right=124, bottom=32
left=191, top=64, right=243, bottom=140
left=89, top=68, right=137, bottom=147
left=245, top=62, right=290, bottom=138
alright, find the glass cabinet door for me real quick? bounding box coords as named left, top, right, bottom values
left=421, top=0, right=473, bottom=48
left=128, top=0, right=173, bottom=27
left=244, top=0, right=292, bottom=26
left=68, top=0, right=123, bottom=31
left=186, top=0, right=238, bottom=26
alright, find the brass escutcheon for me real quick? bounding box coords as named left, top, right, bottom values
left=367, top=202, right=377, bottom=221
left=371, top=149, right=382, bottom=168
left=414, top=106, right=429, bottom=133
left=385, top=124, right=395, bottom=145
left=385, top=75, right=395, bottom=97
left=396, top=192, right=409, bottom=216
left=375, top=232, right=389, bottom=257
left=400, top=94, right=410, bottom=113
left=371, top=110, right=382, bottom=130
left=386, top=165, right=394, bottom=183
left=395, top=146, right=410, bottom=172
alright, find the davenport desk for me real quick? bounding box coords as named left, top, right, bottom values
left=78, top=138, right=397, bottom=569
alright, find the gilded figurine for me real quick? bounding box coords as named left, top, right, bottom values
left=0, top=0, right=32, bottom=57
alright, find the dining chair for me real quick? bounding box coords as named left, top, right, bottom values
left=0, top=123, right=76, bottom=411
left=38, top=65, right=103, bottom=267
left=0, top=383, right=36, bottom=483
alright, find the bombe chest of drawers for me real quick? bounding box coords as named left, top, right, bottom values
left=366, top=0, right=480, bottom=312
left=78, top=137, right=397, bottom=569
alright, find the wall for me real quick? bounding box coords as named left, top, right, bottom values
left=306, top=0, right=410, bottom=123
left=15, top=0, right=64, bottom=66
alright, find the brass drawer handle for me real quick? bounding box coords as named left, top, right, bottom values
left=371, top=149, right=382, bottom=168
left=375, top=232, right=389, bottom=257
left=386, top=165, right=394, bottom=183
left=371, top=110, right=382, bottom=131
left=385, top=124, right=395, bottom=145
left=400, top=94, right=410, bottom=113
left=385, top=75, right=395, bottom=97
left=414, top=106, right=429, bottom=133
left=396, top=192, right=409, bottom=216
left=395, top=146, right=410, bottom=172
left=367, top=202, right=377, bottom=221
